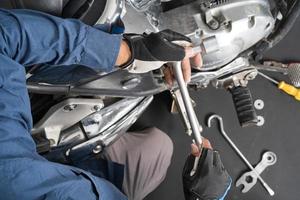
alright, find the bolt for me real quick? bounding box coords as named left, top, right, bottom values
left=208, top=18, right=220, bottom=30
left=93, top=105, right=102, bottom=112
left=63, top=104, right=77, bottom=112
left=93, top=145, right=102, bottom=154
left=245, top=71, right=257, bottom=80
left=195, top=30, right=201, bottom=38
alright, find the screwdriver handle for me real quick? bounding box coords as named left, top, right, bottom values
left=278, top=81, right=300, bottom=101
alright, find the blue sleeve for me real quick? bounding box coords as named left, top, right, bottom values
left=0, top=54, right=127, bottom=200
left=0, top=9, right=126, bottom=199
left=0, top=9, right=122, bottom=72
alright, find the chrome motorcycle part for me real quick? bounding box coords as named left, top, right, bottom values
left=28, top=70, right=166, bottom=97
left=58, top=124, right=86, bottom=147
left=194, top=0, right=275, bottom=70
left=67, top=96, right=153, bottom=158
left=82, top=97, right=145, bottom=139
left=127, top=0, right=162, bottom=30
left=213, top=68, right=258, bottom=89
left=207, top=114, right=275, bottom=196
left=230, top=87, right=258, bottom=127
left=32, top=98, right=104, bottom=147
left=96, top=0, right=125, bottom=24
left=236, top=151, right=277, bottom=193
left=173, top=62, right=203, bottom=147
left=158, top=0, right=276, bottom=70
left=189, top=57, right=252, bottom=88
left=257, top=116, right=265, bottom=127
left=254, top=99, right=265, bottom=110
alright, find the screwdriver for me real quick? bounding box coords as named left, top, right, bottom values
left=258, top=72, right=300, bottom=101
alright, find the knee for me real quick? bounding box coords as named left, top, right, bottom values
left=143, top=127, right=174, bottom=163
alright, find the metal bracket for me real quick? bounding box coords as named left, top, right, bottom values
left=32, top=98, right=104, bottom=147
left=213, top=68, right=258, bottom=89
left=189, top=57, right=253, bottom=88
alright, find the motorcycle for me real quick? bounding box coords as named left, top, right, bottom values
left=0, top=0, right=298, bottom=163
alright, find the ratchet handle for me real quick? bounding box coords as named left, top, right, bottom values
left=230, top=86, right=258, bottom=127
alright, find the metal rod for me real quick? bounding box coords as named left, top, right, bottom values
left=258, top=72, right=279, bottom=85
left=256, top=64, right=288, bottom=74
left=173, top=62, right=203, bottom=147
left=207, top=114, right=275, bottom=196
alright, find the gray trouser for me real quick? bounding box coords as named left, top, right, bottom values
left=103, top=127, right=174, bottom=200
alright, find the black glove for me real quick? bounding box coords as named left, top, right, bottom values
left=123, top=29, right=191, bottom=73
left=182, top=148, right=232, bottom=200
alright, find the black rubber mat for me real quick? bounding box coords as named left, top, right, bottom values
left=142, top=16, right=300, bottom=200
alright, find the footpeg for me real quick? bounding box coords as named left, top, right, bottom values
left=230, top=86, right=258, bottom=127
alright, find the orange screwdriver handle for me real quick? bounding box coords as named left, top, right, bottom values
left=278, top=81, right=300, bottom=101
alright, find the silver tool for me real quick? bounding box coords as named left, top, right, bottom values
left=173, top=62, right=203, bottom=147
left=256, top=61, right=300, bottom=87
left=256, top=116, right=265, bottom=127
left=258, top=72, right=279, bottom=84
left=173, top=62, right=203, bottom=175
left=288, top=63, right=300, bottom=87
left=190, top=57, right=254, bottom=88
left=236, top=151, right=277, bottom=193
left=171, top=90, right=193, bottom=136
left=254, top=99, right=264, bottom=110
left=207, top=114, right=275, bottom=196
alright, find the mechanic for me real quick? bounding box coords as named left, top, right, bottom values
left=0, top=9, right=231, bottom=200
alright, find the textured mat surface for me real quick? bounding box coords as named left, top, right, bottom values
left=123, top=6, right=300, bottom=200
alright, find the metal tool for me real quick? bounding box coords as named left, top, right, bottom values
left=207, top=114, right=275, bottom=196
left=173, top=62, right=203, bottom=147
left=173, top=61, right=203, bottom=175
left=256, top=116, right=265, bottom=127
left=190, top=57, right=254, bottom=88
left=258, top=72, right=300, bottom=101
left=288, top=63, right=300, bottom=87
left=254, top=99, right=264, bottom=110
left=236, top=151, right=277, bottom=193
left=170, top=90, right=193, bottom=136
left=256, top=61, right=300, bottom=87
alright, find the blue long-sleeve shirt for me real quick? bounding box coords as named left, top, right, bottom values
left=0, top=9, right=127, bottom=200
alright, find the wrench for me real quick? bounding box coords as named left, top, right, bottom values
left=173, top=62, right=203, bottom=146
left=173, top=62, right=203, bottom=176
left=236, top=151, right=277, bottom=193
left=207, top=114, right=275, bottom=196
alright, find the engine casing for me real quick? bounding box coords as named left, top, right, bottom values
left=159, top=0, right=276, bottom=70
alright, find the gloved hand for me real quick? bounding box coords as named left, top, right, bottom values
left=122, top=29, right=192, bottom=73
left=182, top=148, right=232, bottom=200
